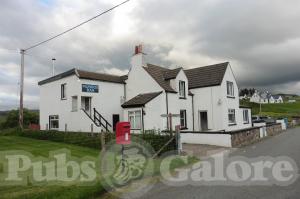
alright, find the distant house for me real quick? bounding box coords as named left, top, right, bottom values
left=269, top=95, right=283, bottom=104
left=288, top=99, right=296, bottom=103
left=239, top=94, right=250, bottom=100
left=250, top=90, right=283, bottom=104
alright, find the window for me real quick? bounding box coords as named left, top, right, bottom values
left=49, top=115, right=59, bottom=130
left=61, top=83, right=67, bottom=99
left=226, top=81, right=234, bottom=97
left=179, top=81, right=186, bottom=98
left=180, top=110, right=187, bottom=129
left=228, top=109, right=236, bottom=124
left=243, top=109, right=249, bottom=124
left=72, top=96, right=78, bottom=112
left=128, top=110, right=142, bottom=129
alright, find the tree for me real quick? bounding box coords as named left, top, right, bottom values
left=1, top=109, right=39, bottom=129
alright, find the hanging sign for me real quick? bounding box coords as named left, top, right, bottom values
left=82, top=84, right=99, bottom=93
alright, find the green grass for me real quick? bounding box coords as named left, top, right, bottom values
left=240, top=100, right=300, bottom=120
left=0, top=135, right=197, bottom=199
left=0, top=136, right=104, bottom=199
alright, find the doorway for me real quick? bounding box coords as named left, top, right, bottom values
left=81, top=97, right=92, bottom=115
left=199, top=111, right=208, bottom=131
left=112, top=114, right=120, bottom=131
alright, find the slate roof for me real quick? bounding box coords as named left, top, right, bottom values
left=76, top=69, right=125, bottom=83
left=272, top=95, right=282, bottom=100
left=121, top=91, right=163, bottom=108
left=184, top=62, right=229, bottom=89
left=38, top=68, right=126, bottom=85
left=143, top=64, right=177, bottom=93
left=163, top=68, right=182, bottom=80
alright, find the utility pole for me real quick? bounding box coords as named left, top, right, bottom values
left=52, top=58, right=56, bottom=76
left=19, top=49, right=25, bottom=129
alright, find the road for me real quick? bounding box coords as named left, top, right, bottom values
left=140, top=127, right=300, bottom=199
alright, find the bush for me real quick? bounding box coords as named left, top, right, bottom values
left=1, top=109, right=39, bottom=129
left=4, top=129, right=176, bottom=156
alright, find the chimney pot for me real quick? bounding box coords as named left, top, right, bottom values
left=134, top=44, right=143, bottom=55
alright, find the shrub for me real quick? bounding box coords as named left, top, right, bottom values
left=6, top=129, right=176, bottom=156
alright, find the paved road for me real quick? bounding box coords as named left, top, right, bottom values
left=140, top=128, right=300, bottom=199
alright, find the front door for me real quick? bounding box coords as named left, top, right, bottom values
left=199, top=111, right=208, bottom=131
left=81, top=97, right=92, bottom=115
left=112, top=114, right=120, bottom=131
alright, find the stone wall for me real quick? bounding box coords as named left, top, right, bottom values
left=231, top=127, right=261, bottom=147
left=266, top=123, right=282, bottom=136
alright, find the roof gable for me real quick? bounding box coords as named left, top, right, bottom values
left=184, top=62, right=229, bottom=89
left=121, top=91, right=163, bottom=108
left=143, top=64, right=177, bottom=93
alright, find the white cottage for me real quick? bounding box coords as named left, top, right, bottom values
left=39, top=45, right=251, bottom=133
left=250, top=90, right=283, bottom=104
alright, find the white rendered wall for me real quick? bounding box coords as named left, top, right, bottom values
left=181, top=133, right=232, bottom=147
left=191, top=86, right=224, bottom=131
left=39, top=75, right=124, bottom=132
left=126, top=53, right=162, bottom=100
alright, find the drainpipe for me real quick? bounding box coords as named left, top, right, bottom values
left=123, top=83, right=127, bottom=100
left=165, top=92, right=169, bottom=130
left=142, top=107, right=145, bottom=134
left=211, top=87, right=214, bottom=129
left=192, top=94, right=195, bottom=131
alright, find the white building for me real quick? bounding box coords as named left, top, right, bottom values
left=269, top=95, right=284, bottom=103
left=250, top=90, right=283, bottom=104
left=39, top=45, right=252, bottom=133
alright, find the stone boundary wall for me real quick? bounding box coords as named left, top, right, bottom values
left=230, top=127, right=261, bottom=147
left=266, top=123, right=282, bottom=136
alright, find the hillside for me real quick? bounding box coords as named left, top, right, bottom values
left=240, top=100, right=300, bottom=120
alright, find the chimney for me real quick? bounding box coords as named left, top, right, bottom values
left=134, top=44, right=143, bottom=55
left=131, top=44, right=145, bottom=68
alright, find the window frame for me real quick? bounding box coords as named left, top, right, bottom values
left=49, top=115, right=59, bottom=130
left=180, top=109, right=187, bottom=129
left=228, top=109, right=236, bottom=125
left=128, top=110, right=142, bottom=130
left=179, top=81, right=186, bottom=99
left=243, top=109, right=249, bottom=124
left=226, top=81, right=234, bottom=98
left=61, top=83, right=67, bottom=100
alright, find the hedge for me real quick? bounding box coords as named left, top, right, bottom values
left=2, top=129, right=176, bottom=156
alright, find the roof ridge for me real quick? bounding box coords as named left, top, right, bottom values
left=77, top=69, right=124, bottom=78
left=184, top=62, right=229, bottom=71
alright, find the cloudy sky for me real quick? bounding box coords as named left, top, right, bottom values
left=0, top=0, right=300, bottom=110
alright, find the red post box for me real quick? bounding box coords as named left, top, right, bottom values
left=116, top=122, right=131, bottom=145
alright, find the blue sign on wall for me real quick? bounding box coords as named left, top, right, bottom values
left=82, top=84, right=99, bottom=93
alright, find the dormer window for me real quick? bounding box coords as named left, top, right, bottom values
left=179, top=81, right=186, bottom=98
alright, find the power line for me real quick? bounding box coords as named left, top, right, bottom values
left=18, top=0, right=132, bottom=129
left=25, top=0, right=131, bottom=51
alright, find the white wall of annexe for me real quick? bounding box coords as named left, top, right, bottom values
left=181, top=133, right=232, bottom=147
left=40, top=75, right=124, bottom=132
